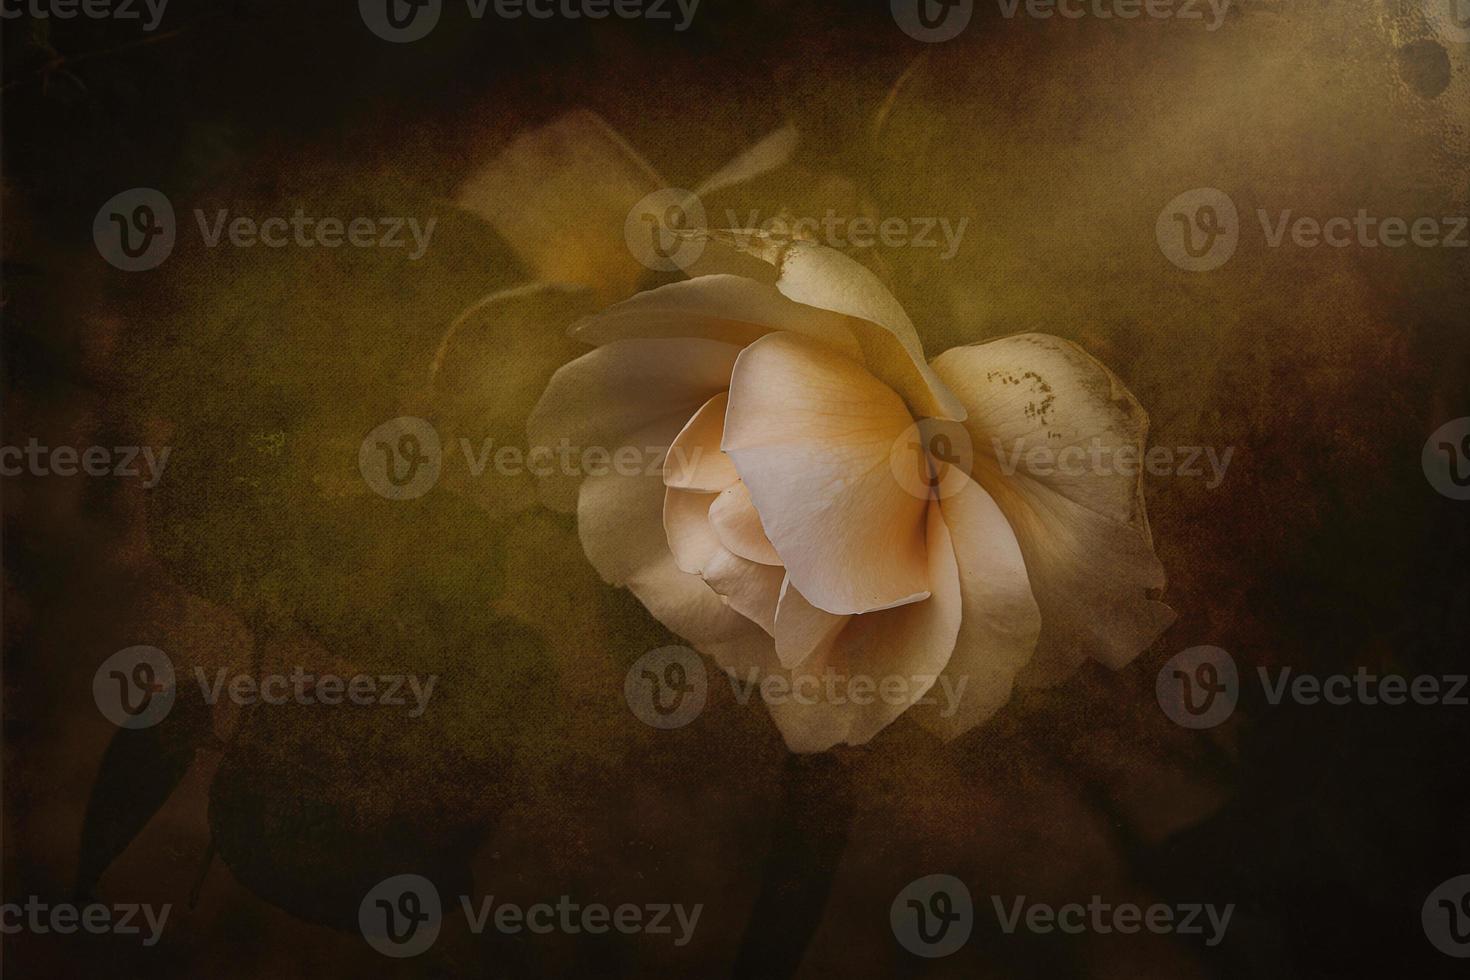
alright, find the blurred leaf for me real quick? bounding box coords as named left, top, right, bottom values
left=75, top=690, right=212, bottom=898
left=209, top=618, right=552, bottom=930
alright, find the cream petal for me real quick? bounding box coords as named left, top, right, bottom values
left=708, top=481, right=782, bottom=566
left=986, top=461, right=1177, bottom=686
left=664, top=392, right=740, bottom=493
left=910, top=476, right=1042, bottom=741
left=934, top=333, right=1154, bottom=527
left=570, top=274, right=860, bottom=357
left=700, top=547, right=785, bottom=636
left=772, top=576, right=849, bottom=670
left=577, top=437, right=778, bottom=677
left=722, top=331, right=930, bottom=615
left=677, top=231, right=966, bottom=421
left=527, top=337, right=742, bottom=511
left=662, top=488, right=722, bottom=575
left=455, top=110, right=663, bottom=304
left=932, top=335, right=1175, bottom=682
left=765, top=503, right=962, bottom=752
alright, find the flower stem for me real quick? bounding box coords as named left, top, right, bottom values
left=730, top=752, right=855, bottom=979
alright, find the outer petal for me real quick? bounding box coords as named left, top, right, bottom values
left=722, top=332, right=930, bottom=615
left=772, top=577, right=849, bottom=670
left=678, top=231, right=967, bottom=421
left=708, top=482, right=782, bottom=566
left=664, top=392, right=740, bottom=493
left=576, top=423, right=777, bottom=677
left=911, top=477, right=1042, bottom=740
left=932, top=334, right=1175, bottom=684
left=527, top=338, right=742, bottom=511
left=765, top=503, right=962, bottom=752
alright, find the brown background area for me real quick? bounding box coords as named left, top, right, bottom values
left=3, top=0, right=1469, bottom=976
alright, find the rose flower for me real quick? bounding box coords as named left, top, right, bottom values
left=529, top=231, right=1174, bottom=751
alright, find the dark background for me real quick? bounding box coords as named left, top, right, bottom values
left=4, top=0, right=1469, bottom=976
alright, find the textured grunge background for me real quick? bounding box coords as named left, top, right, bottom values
left=3, top=0, right=1469, bottom=976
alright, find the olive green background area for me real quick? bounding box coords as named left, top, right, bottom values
left=3, top=0, right=1469, bottom=976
